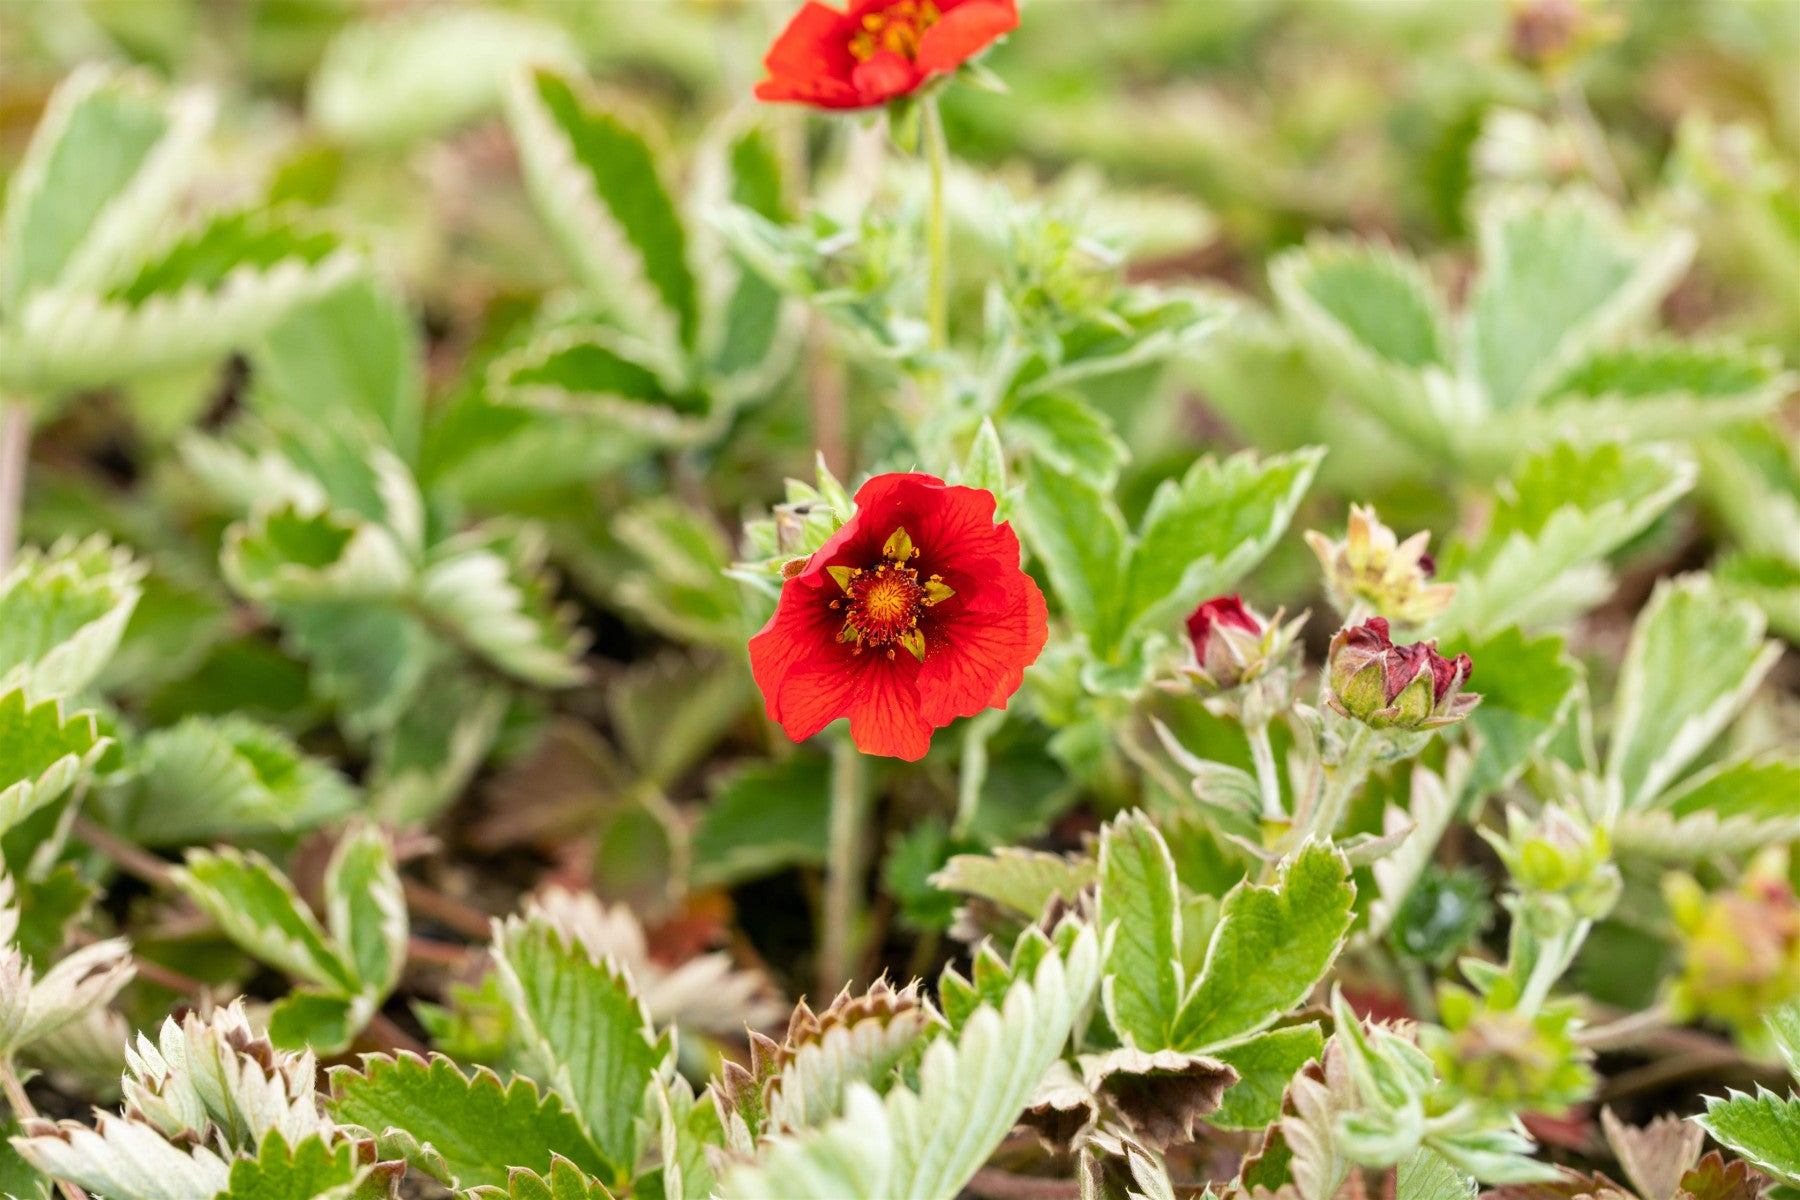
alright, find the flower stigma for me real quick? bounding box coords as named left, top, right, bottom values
left=850, top=0, right=942, bottom=62
left=827, top=526, right=954, bottom=660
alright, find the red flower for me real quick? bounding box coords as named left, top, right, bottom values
left=749, top=472, right=1047, bottom=761
left=755, top=0, right=1019, bottom=111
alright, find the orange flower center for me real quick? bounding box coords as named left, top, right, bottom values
left=849, top=0, right=941, bottom=63
left=846, top=562, right=927, bottom=644
left=827, top=526, right=955, bottom=661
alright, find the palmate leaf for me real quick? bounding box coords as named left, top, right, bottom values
left=0, top=689, right=106, bottom=839
left=469, top=1155, right=613, bottom=1200
left=0, top=202, right=361, bottom=395
left=172, top=847, right=358, bottom=994
left=328, top=1054, right=610, bottom=1190
left=1614, top=758, right=1800, bottom=861
left=718, top=925, right=1101, bottom=1200
left=1097, top=812, right=1186, bottom=1048
left=1697, top=1090, right=1800, bottom=1187
left=13, top=1115, right=231, bottom=1200
left=0, top=64, right=209, bottom=312
left=1170, top=841, right=1353, bottom=1053
left=1607, top=576, right=1781, bottom=811
left=106, top=714, right=358, bottom=846
left=1018, top=448, right=1320, bottom=663
left=1438, top=441, right=1692, bottom=638
left=491, top=917, right=671, bottom=1183
left=249, top=275, right=424, bottom=462
left=418, top=526, right=588, bottom=688
left=0, top=536, right=143, bottom=701
left=1467, top=189, right=1693, bottom=412
left=507, top=66, right=698, bottom=356
left=310, top=7, right=577, bottom=147
left=213, top=1130, right=396, bottom=1200
left=324, top=822, right=407, bottom=1000
left=488, top=324, right=703, bottom=451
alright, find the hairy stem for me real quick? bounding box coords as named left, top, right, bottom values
left=924, top=96, right=950, bottom=351
left=1245, top=720, right=1284, bottom=821
left=0, top=404, right=29, bottom=575
left=819, top=733, right=868, bottom=995
left=1307, top=725, right=1376, bottom=843
left=2, top=1058, right=88, bottom=1200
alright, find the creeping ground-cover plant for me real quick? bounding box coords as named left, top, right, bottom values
left=3, top=0, right=1800, bottom=1197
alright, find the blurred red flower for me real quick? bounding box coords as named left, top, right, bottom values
left=749, top=472, right=1046, bottom=760
left=754, top=0, right=1018, bottom=110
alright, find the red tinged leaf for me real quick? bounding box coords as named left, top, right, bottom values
left=749, top=473, right=1047, bottom=761
left=755, top=0, right=1018, bottom=110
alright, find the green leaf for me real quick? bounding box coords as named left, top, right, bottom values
left=267, top=989, right=360, bottom=1056
left=1016, top=462, right=1126, bottom=649
left=1697, top=1090, right=1800, bottom=1187
left=1666, top=757, right=1800, bottom=822
left=223, top=505, right=413, bottom=607
left=251, top=275, right=423, bottom=462
left=1120, top=447, right=1322, bottom=644
left=107, top=715, right=358, bottom=846
left=0, top=537, right=143, bottom=701
left=720, top=926, right=1103, bottom=1200
left=1002, top=391, right=1128, bottom=485
left=1440, top=441, right=1693, bottom=638
left=1468, top=189, right=1693, bottom=411
left=418, top=528, right=588, bottom=689
left=1719, top=554, right=1800, bottom=644
left=1439, top=628, right=1581, bottom=798
left=706, top=124, right=794, bottom=387
left=1615, top=757, right=1800, bottom=861
left=691, top=756, right=830, bottom=887
left=1, top=65, right=204, bottom=310
left=310, top=7, right=578, bottom=146
left=611, top=499, right=743, bottom=650
left=958, top=418, right=1007, bottom=496
left=328, top=1053, right=611, bottom=1190
left=1396, top=1147, right=1477, bottom=1200
left=14, top=865, right=96, bottom=967
left=1096, top=812, right=1185, bottom=1048
left=110, top=205, right=341, bottom=305
left=13, top=1116, right=231, bottom=1200
left=1206, top=1024, right=1325, bottom=1130
left=508, top=68, right=698, bottom=354
left=930, top=847, right=1096, bottom=922
left=0, top=690, right=106, bottom=838
left=1607, top=576, right=1781, bottom=810
left=324, top=822, right=407, bottom=998
left=213, top=1130, right=368, bottom=1200
left=490, top=326, right=703, bottom=445
left=1171, top=842, right=1354, bottom=1052
left=469, top=1155, right=614, bottom=1200
left=173, top=846, right=358, bottom=994
left=367, top=667, right=508, bottom=825
left=491, top=918, right=671, bottom=1181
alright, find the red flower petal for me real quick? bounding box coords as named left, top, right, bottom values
left=914, top=0, right=1017, bottom=73
left=850, top=51, right=924, bottom=106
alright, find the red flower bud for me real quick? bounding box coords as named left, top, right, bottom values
left=1326, top=618, right=1477, bottom=731
left=1184, top=595, right=1266, bottom=691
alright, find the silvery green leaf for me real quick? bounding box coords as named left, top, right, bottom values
left=13, top=1115, right=231, bottom=1200
left=1696, top=1090, right=1800, bottom=1187
left=610, top=499, right=744, bottom=650
left=249, top=275, right=424, bottom=463
left=1438, top=441, right=1692, bottom=638
left=1613, top=757, right=1800, bottom=861
left=367, top=668, right=508, bottom=826
left=0, top=64, right=210, bottom=312
left=1701, top=425, right=1800, bottom=565
left=0, top=536, right=143, bottom=701
left=1607, top=575, right=1782, bottom=811
left=1096, top=811, right=1185, bottom=1048
left=324, top=822, right=407, bottom=1000
left=0, top=691, right=106, bottom=839
left=172, top=847, right=358, bottom=994
left=488, top=324, right=703, bottom=445
left=1718, top=554, right=1800, bottom=644
left=1397, top=1147, right=1477, bottom=1200
left=419, top=526, right=588, bottom=688
left=716, top=1085, right=894, bottom=1200
left=506, top=67, right=697, bottom=357
left=222, top=504, right=414, bottom=606
left=328, top=1053, right=611, bottom=1190
left=310, top=7, right=577, bottom=146
left=104, top=714, right=358, bottom=846
left=491, top=916, right=672, bottom=1181
left=930, top=847, right=1096, bottom=924
left=957, top=418, right=1007, bottom=495
left=0, top=934, right=133, bottom=1056
left=1466, top=189, right=1693, bottom=413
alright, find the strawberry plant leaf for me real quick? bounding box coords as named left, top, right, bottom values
left=172, top=846, right=359, bottom=994
left=0, top=689, right=106, bottom=839
left=1097, top=811, right=1186, bottom=1048
left=1697, top=1090, right=1800, bottom=1187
